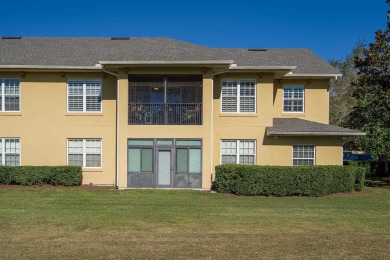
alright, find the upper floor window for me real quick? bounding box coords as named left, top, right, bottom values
left=292, top=145, right=315, bottom=166
left=283, top=86, right=304, bottom=112
left=0, top=138, right=20, bottom=166
left=68, top=139, right=102, bottom=168
left=221, top=80, right=256, bottom=113
left=0, top=79, right=20, bottom=112
left=68, top=80, right=102, bottom=112
left=221, top=140, right=256, bottom=165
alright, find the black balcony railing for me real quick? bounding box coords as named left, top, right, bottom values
left=128, top=103, right=202, bottom=125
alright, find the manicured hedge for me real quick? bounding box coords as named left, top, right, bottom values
left=0, top=166, right=82, bottom=186
left=212, top=165, right=366, bottom=197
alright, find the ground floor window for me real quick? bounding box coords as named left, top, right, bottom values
left=127, top=139, right=202, bottom=188
left=292, top=145, right=315, bottom=166
left=221, top=140, right=256, bottom=165
left=68, top=139, right=102, bottom=168
left=0, top=138, right=20, bottom=166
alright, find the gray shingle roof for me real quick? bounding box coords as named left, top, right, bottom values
left=0, top=37, right=338, bottom=74
left=216, top=48, right=338, bottom=74
left=267, top=118, right=365, bottom=136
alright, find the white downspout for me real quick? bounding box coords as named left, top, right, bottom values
left=102, top=66, right=120, bottom=189
left=210, top=67, right=230, bottom=185
left=210, top=77, right=214, bottom=185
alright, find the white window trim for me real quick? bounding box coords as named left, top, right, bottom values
left=292, top=144, right=316, bottom=166
left=67, top=79, right=102, bottom=113
left=0, top=138, right=21, bottom=166
left=0, top=78, right=21, bottom=112
left=67, top=138, right=102, bottom=168
left=220, top=140, right=256, bottom=165
left=282, top=85, right=305, bottom=113
left=220, top=79, right=257, bottom=114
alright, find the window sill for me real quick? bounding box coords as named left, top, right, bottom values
left=281, top=113, right=305, bottom=116
left=65, top=113, right=103, bottom=116
left=0, top=112, right=22, bottom=116
left=219, top=113, right=258, bottom=117
left=82, top=168, right=103, bottom=172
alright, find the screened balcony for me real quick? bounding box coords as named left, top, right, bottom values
left=128, top=75, right=202, bottom=125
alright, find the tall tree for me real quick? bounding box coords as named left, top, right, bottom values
left=329, top=43, right=364, bottom=126
left=349, top=1, right=390, bottom=160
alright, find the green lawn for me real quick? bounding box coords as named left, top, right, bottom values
left=0, top=187, right=389, bottom=259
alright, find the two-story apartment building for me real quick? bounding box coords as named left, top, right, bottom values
left=0, top=37, right=364, bottom=189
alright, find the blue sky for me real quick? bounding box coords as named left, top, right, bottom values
left=1, top=0, right=387, bottom=61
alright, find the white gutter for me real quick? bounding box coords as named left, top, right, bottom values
left=267, top=131, right=366, bottom=137
left=0, top=65, right=102, bottom=70
left=212, top=68, right=231, bottom=76
left=228, top=66, right=296, bottom=70
left=101, top=66, right=120, bottom=189
left=99, top=60, right=234, bottom=65
left=283, top=73, right=342, bottom=79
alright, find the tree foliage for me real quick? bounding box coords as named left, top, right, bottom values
left=349, top=1, right=390, bottom=160
left=329, top=43, right=364, bottom=126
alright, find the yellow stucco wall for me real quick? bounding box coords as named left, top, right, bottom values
left=0, top=69, right=341, bottom=189
left=273, top=79, right=330, bottom=123
left=0, top=71, right=117, bottom=185
left=262, top=136, right=343, bottom=165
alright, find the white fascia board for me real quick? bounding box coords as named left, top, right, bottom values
left=267, top=131, right=366, bottom=137
left=0, top=65, right=102, bottom=70
left=228, top=66, right=296, bottom=70
left=99, top=60, right=234, bottom=65
left=283, top=73, right=342, bottom=78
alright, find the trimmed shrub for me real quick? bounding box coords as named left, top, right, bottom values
left=0, top=166, right=82, bottom=186
left=354, top=167, right=366, bottom=191
left=212, top=165, right=366, bottom=197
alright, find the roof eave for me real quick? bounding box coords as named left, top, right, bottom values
left=283, top=73, right=342, bottom=79
left=228, top=65, right=296, bottom=72
left=99, top=60, right=234, bottom=66
left=266, top=131, right=366, bottom=137
left=0, top=65, right=102, bottom=71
